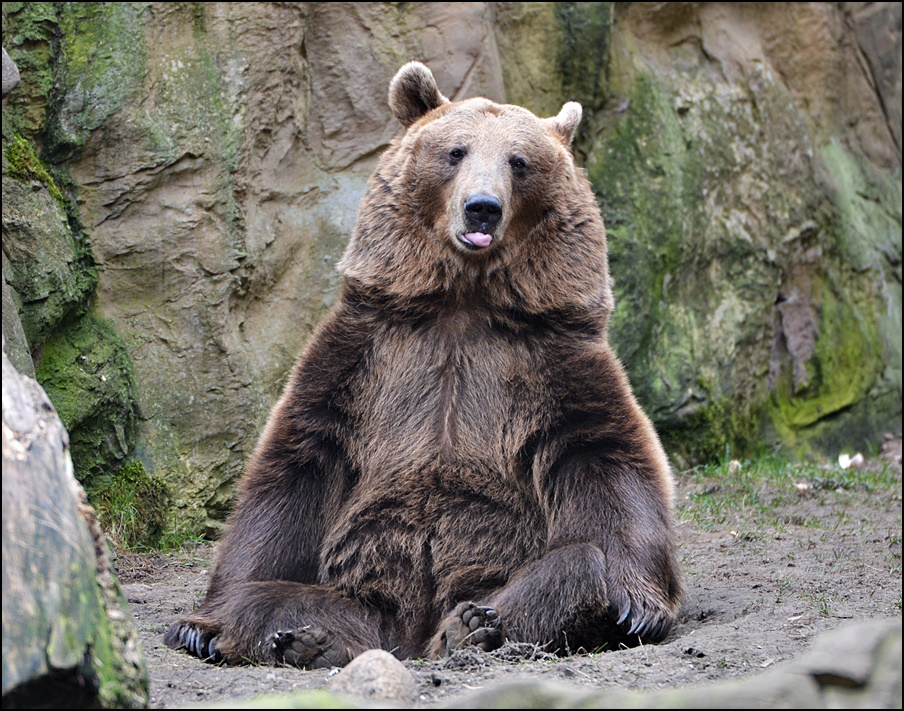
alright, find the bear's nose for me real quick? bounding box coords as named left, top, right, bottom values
left=464, top=195, right=503, bottom=232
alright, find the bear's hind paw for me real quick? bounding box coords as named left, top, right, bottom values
left=269, top=627, right=351, bottom=669
left=439, top=602, right=505, bottom=655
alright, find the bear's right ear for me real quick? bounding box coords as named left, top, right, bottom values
left=547, top=102, right=583, bottom=146
left=389, top=62, right=450, bottom=128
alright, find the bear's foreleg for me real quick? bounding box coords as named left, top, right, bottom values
left=487, top=441, right=681, bottom=653
left=165, top=581, right=382, bottom=667
left=426, top=542, right=616, bottom=657
left=428, top=442, right=681, bottom=656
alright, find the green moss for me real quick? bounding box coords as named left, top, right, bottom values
left=580, top=56, right=899, bottom=463
left=818, top=142, right=902, bottom=399
left=769, top=275, right=884, bottom=450
left=36, top=312, right=138, bottom=491
left=35, top=312, right=172, bottom=549
left=660, top=390, right=761, bottom=467
left=6, top=134, right=65, bottom=203
left=1, top=175, right=97, bottom=351
left=0, top=2, right=59, bottom=144
left=586, top=72, right=709, bottom=457
left=820, top=142, right=902, bottom=272
left=45, top=2, right=148, bottom=160
left=555, top=2, right=612, bottom=112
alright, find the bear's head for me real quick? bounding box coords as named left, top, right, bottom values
left=339, top=62, right=612, bottom=322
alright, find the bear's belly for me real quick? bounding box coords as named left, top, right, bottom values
left=319, top=318, right=550, bottom=608
left=320, top=479, right=546, bottom=611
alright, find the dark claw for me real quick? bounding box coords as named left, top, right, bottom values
left=647, top=617, right=671, bottom=643
left=204, top=635, right=222, bottom=662
left=647, top=619, right=662, bottom=641
left=629, top=615, right=649, bottom=637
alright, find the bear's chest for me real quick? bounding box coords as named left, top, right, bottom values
left=345, top=316, right=550, bottom=483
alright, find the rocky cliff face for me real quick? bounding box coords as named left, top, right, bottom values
left=589, top=2, right=902, bottom=461
left=2, top=2, right=900, bottom=538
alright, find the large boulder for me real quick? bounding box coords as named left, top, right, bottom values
left=1, top=343, right=148, bottom=708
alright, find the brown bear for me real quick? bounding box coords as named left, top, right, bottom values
left=165, top=61, right=682, bottom=668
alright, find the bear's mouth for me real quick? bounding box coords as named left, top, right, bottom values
left=458, top=232, right=494, bottom=250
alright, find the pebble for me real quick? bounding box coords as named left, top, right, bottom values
left=329, top=649, right=418, bottom=704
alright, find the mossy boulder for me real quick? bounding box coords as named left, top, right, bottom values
left=1, top=169, right=94, bottom=351
left=2, top=346, right=148, bottom=708
left=31, top=311, right=171, bottom=547
left=35, top=312, right=137, bottom=485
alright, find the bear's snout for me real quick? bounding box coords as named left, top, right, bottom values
left=460, top=194, right=503, bottom=249
left=464, top=195, right=503, bottom=232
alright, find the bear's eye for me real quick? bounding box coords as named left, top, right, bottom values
left=448, top=147, right=467, bottom=164
left=509, top=156, right=528, bottom=173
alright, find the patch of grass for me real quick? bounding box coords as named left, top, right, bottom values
left=800, top=592, right=833, bottom=617
left=677, top=450, right=901, bottom=536
left=94, top=460, right=168, bottom=549
left=155, top=527, right=208, bottom=552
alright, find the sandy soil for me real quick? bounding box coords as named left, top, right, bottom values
left=118, top=438, right=902, bottom=708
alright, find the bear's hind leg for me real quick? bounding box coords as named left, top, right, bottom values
left=165, top=580, right=382, bottom=667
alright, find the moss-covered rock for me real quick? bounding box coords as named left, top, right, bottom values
left=2, top=347, right=148, bottom=708
left=46, top=2, right=148, bottom=161
left=32, top=311, right=160, bottom=544
left=1, top=171, right=95, bottom=350
left=5, top=133, right=64, bottom=202
left=0, top=2, right=59, bottom=146
left=35, top=312, right=135, bottom=469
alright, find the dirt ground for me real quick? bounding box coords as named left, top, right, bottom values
left=118, top=437, right=902, bottom=708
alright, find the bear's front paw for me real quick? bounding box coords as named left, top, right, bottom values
left=437, top=601, right=505, bottom=656
left=269, top=627, right=351, bottom=669
left=165, top=622, right=222, bottom=662
left=610, top=589, right=676, bottom=644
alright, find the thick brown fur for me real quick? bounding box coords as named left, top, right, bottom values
left=165, top=62, right=682, bottom=667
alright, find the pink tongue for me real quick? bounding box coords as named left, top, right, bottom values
left=463, top=232, right=493, bottom=248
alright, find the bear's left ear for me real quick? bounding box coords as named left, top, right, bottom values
left=546, top=101, right=583, bottom=146
left=389, top=62, right=450, bottom=128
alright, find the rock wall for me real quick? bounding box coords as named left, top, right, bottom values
left=2, top=2, right=900, bottom=537
left=586, top=2, right=902, bottom=462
